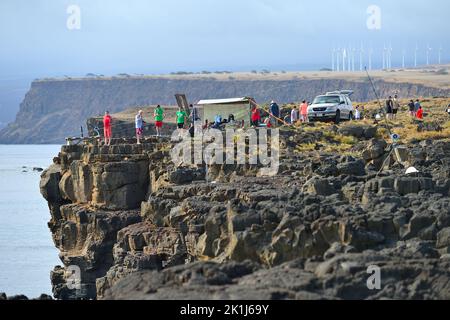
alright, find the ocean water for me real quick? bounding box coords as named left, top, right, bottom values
left=0, top=145, right=61, bottom=297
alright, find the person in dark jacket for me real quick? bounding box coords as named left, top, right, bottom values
left=190, top=104, right=200, bottom=122
left=408, top=100, right=416, bottom=117
left=269, top=100, right=280, bottom=126
left=385, top=96, right=394, bottom=120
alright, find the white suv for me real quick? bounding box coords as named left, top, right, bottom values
left=307, top=90, right=354, bottom=124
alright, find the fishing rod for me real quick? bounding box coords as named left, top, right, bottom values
left=364, top=67, right=401, bottom=177
left=364, top=67, right=393, bottom=137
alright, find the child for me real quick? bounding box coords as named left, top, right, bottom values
left=354, top=106, right=361, bottom=120
left=416, top=106, right=423, bottom=120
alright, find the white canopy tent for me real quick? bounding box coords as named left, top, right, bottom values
left=196, top=97, right=255, bottom=125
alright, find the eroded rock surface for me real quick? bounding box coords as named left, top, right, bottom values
left=40, top=127, right=450, bottom=300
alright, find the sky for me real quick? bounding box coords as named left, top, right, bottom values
left=0, top=0, right=449, bottom=78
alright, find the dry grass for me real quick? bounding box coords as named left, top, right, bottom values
left=359, top=97, right=450, bottom=143
left=292, top=97, right=450, bottom=154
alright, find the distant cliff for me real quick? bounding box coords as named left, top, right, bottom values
left=1, top=77, right=448, bottom=144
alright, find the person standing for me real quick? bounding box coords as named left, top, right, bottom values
left=360, top=105, right=366, bottom=119
left=408, top=100, right=416, bottom=117
left=202, top=119, right=209, bottom=130
left=299, top=100, right=308, bottom=122
left=191, top=104, right=202, bottom=134
left=135, top=110, right=145, bottom=144
left=154, top=105, right=165, bottom=137
left=191, top=104, right=200, bottom=123
left=392, top=95, right=400, bottom=120
left=385, top=96, right=394, bottom=120
left=290, top=107, right=299, bottom=124
left=269, top=100, right=280, bottom=126
left=103, top=111, right=112, bottom=146
left=176, top=107, right=187, bottom=134
left=251, top=105, right=261, bottom=127
left=416, top=105, right=424, bottom=120
left=354, top=106, right=361, bottom=120
left=414, top=99, right=421, bottom=115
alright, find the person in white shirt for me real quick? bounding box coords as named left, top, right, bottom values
left=290, top=108, right=299, bottom=124
left=355, top=105, right=361, bottom=120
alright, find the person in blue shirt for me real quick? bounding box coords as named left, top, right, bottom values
left=269, top=100, right=280, bottom=126
left=414, top=99, right=421, bottom=113
left=212, top=114, right=223, bottom=129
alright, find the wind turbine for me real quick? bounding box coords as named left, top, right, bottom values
left=426, top=45, right=432, bottom=65
left=368, top=47, right=373, bottom=71
left=382, top=44, right=386, bottom=69
left=347, top=46, right=351, bottom=71
left=332, top=47, right=335, bottom=71
left=359, top=43, right=364, bottom=71
left=342, top=48, right=347, bottom=72
left=402, top=49, right=406, bottom=69
left=352, top=47, right=356, bottom=71
left=388, top=44, right=393, bottom=69
left=414, top=43, right=418, bottom=67
left=438, top=46, right=442, bottom=65
left=336, top=47, right=340, bottom=72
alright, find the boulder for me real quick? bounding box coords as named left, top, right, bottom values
left=362, top=139, right=387, bottom=162
left=337, top=159, right=366, bottom=176
left=338, top=125, right=377, bottom=139
left=394, top=177, right=434, bottom=195
left=363, top=126, right=378, bottom=139
left=39, top=164, right=63, bottom=203
left=59, top=172, right=75, bottom=201
left=403, top=213, right=436, bottom=240
left=169, top=167, right=204, bottom=185
left=437, top=227, right=450, bottom=249
left=338, top=125, right=365, bottom=138
left=304, top=177, right=336, bottom=196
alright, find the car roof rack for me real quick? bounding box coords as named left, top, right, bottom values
left=326, top=90, right=354, bottom=96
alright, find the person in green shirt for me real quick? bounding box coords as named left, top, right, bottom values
left=154, top=105, right=165, bottom=137
left=176, top=107, right=187, bottom=131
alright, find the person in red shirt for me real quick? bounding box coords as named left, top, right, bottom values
left=251, top=106, right=261, bottom=127
left=416, top=106, right=423, bottom=120
left=103, top=111, right=112, bottom=146
left=299, top=100, right=308, bottom=122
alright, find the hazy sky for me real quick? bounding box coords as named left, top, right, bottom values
left=0, top=0, right=449, bottom=78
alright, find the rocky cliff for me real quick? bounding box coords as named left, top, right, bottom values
left=39, top=109, right=450, bottom=299
left=1, top=77, right=449, bottom=144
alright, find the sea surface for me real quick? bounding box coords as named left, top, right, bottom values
left=0, top=145, right=61, bottom=297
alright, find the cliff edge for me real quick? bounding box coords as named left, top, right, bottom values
left=39, top=101, right=450, bottom=299
left=1, top=76, right=449, bottom=144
